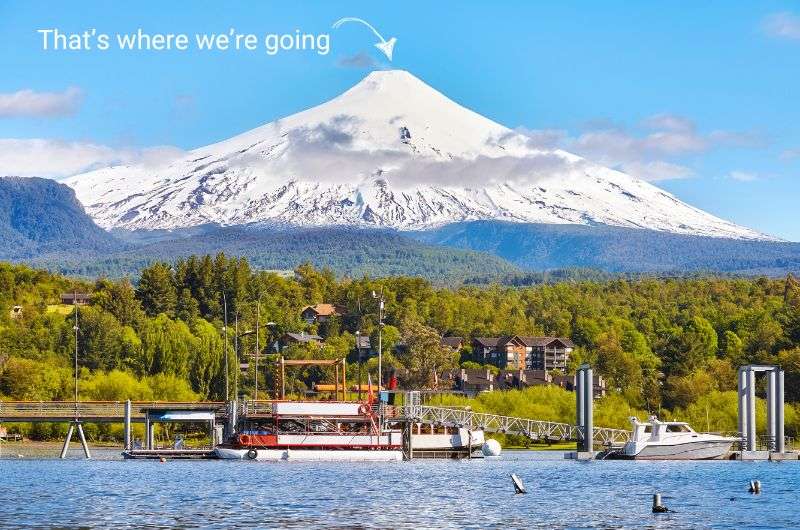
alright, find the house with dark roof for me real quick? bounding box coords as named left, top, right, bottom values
left=300, top=303, right=346, bottom=325
left=471, top=336, right=574, bottom=371
left=440, top=336, right=464, bottom=350
left=552, top=373, right=607, bottom=398
left=60, top=293, right=91, bottom=305
left=442, top=368, right=557, bottom=395
left=279, top=332, right=323, bottom=350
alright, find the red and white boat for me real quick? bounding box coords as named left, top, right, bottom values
left=214, top=400, right=483, bottom=461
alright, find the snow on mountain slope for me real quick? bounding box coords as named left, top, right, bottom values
left=65, top=70, right=772, bottom=240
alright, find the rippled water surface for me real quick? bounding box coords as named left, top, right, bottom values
left=1, top=449, right=799, bottom=528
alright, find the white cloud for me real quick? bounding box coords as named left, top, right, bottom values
left=727, top=171, right=759, bottom=182
left=0, top=138, right=184, bottom=178
left=762, top=12, right=800, bottom=40
left=0, top=87, right=84, bottom=118
left=502, top=114, right=766, bottom=182
left=641, top=113, right=695, bottom=133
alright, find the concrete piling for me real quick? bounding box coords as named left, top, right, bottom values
left=123, top=400, right=132, bottom=451
left=738, top=365, right=787, bottom=457
left=776, top=370, right=785, bottom=454
left=76, top=423, right=91, bottom=459
left=746, top=369, right=757, bottom=451
left=59, top=423, right=75, bottom=459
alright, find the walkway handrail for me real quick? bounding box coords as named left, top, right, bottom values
left=393, top=404, right=631, bottom=445
left=0, top=401, right=227, bottom=420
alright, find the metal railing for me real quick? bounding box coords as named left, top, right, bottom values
left=393, top=404, right=631, bottom=445
left=0, top=401, right=226, bottom=421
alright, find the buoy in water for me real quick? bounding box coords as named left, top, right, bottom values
left=652, top=493, right=669, bottom=513
left=482, top=439, right=502, bottom=457
left=159, top=457, right=166, bottom=463
left=749, top=480, right=761, bottom=494
left=510, top=473, right=527, bottom=494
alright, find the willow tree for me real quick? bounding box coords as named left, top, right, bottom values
left=399, top=319, right=458, bottom=389
left=190, top=318, right=223, bottom=398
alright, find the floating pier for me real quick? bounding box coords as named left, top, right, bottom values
left=122, top=449, right=217, bottom=459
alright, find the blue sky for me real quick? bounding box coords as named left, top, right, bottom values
left=1, top=1, right=799, bottom=239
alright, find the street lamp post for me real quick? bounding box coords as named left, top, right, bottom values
left=372, top=289, right=385, bottom=392
left=254, top=293, right=265, bottom=400
left=355, top=330, right=362, bottom=401
left=223, top=292, right=229, bottom=401
left=72, top=291, right=79, bottom=415
left=234, top=311, right=239, bottom=400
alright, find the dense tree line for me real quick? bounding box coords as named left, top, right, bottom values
left=1, top=257, right=800, bottom=436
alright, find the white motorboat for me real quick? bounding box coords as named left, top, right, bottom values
left=620, top=416, right=736, bottom=460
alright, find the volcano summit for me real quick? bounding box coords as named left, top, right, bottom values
left=66, top=70, right=770, bottom=240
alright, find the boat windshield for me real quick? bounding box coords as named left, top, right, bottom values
left=666, top=424, right=691, bottom=433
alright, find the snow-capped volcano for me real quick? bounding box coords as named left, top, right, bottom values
left=66, top=70, right=771, bottom=240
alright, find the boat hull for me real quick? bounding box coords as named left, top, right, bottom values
left=215, top=447, right=403, bottom=461
left=629, top=439, right=734, bottom=460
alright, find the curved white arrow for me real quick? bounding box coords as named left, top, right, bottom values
left=332, top=17, right=396, bottom=61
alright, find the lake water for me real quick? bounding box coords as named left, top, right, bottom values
left=1, top=449, right=798, bottom=529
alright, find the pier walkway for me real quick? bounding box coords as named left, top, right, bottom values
left=0, top=401, right=227, bottom=423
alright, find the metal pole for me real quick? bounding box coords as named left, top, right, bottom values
left=576, top=370, right=584, bottom=436
left=746, top=368, right=757, bottom=451
left=144, top=415, right=151, bottom=450
left=378, top=301, right=383, bottom=392
left=73, top=292, right=79, bottom=416
left=76, top=423, right=91, bottom=459
left=776, top=369, right=785, bottom=453
left=342, top=359, right=347, bottom=401
left=280, top=357, right=286, bottom=399
left=737, top=367, right=747, bottom=440
left=223, top=293, right=229, bottom=401
left=123, top=399, right=131, bottom=450
left=583, top=367, right=593, bottom=453
left=255, top=298, right=260, bottom=401
left=60, top=423, right=74, bottom=459
left=767, top=369, right=776, bottom=450
left=234, top=312, right=239, bottom=400
left=356, top=332, right=362, bottom=401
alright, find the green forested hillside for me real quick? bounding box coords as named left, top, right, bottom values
left=0, top=176, right=124, bottom=257
left=30, top=226, right=522, bottom=284
left=2, top=256, right=800, bottom=437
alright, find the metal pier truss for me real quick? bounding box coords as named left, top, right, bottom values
left=392, top=404, right=630, bottom=445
